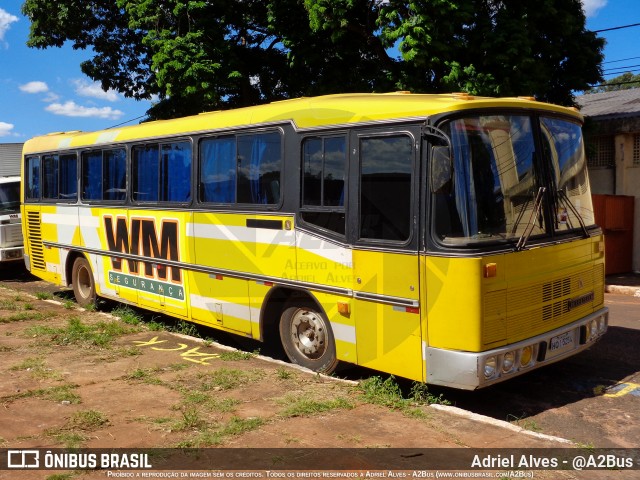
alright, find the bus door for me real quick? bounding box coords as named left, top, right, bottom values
left=349, top=130, right=424, bottom=382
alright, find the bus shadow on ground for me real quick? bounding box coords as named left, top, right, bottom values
left=433, top=325, right=640, bottom=421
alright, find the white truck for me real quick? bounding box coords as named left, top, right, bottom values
left=0, top=176, right=23, bottom=263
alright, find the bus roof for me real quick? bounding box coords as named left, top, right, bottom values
left=23, top=92, right=582, bottom=154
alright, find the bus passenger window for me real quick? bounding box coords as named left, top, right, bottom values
left=237, top=132, right=281, bottom=205
left=200, top=137, right=237, bottom=203
left=161, top=142, right=191, bottom=202
left=42, top=154, right=59, bottom=200
left=103, top=149, right=126, bottom=201
left=59, top=154, right=77, bottom=200
left=133, top=145, right=160, bottom=202
left=82, top=151, right=103, bottom=201
left=359, top=135, right=413, bottom=242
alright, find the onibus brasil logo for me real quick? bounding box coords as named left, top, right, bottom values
left=104, top=215, right=184, bottom=300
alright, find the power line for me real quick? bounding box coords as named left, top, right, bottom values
left=590, top=79, right=640, bottom=88
left=593, top=22, right=640, bottom=33
left=604, top=56, right=640, bottom=65
left=107, top=114, right=148, bottom=129
left=603, top=64, right=640, bottom=74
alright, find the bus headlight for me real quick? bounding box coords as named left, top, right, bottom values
left=484, top=356, right=497, bottom=379
left=519, top=345, right=534, bottom=368
left=502, top=351, right=516, bottom=373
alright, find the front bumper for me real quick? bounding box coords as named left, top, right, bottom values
left=425, top=307, right=609, bottom=390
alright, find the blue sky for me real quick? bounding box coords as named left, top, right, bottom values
left=0, top=0, right=638, bottom=142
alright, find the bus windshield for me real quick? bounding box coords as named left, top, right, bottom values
left=0, top=181, right=20, bottom=213
left=432, top=114, right=595, bottom=247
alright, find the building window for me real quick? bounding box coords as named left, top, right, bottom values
left=634, top=134, right=640, bottom=166
left=586, top=136, right=615, bottom=168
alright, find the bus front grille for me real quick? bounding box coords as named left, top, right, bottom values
left=507, top=266, right=601, bottom=341
left=482, top=264, right=605, bottom=347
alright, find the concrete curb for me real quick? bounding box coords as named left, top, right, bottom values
left=429, top=404, right=574, bottom=445
left=605, top=284, right=640, bottom=297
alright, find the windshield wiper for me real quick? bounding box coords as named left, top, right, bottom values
left=557, top=189, right=589, bottom=238
left=515, top=186, right=546, bottom=251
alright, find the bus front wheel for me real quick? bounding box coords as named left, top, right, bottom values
left=72, top=256, right=97, bottom=308
left=279, top=302, right=338, bottom=374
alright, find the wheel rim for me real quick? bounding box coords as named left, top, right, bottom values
left=289, top=308, right=327, bottom=359
left=77, top=265, right=92, bottom=299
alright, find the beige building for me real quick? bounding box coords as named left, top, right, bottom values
left=578, top=89, right=640, bottom=273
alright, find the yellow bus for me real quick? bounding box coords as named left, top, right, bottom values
left=21, top=92, right=608, bottom=389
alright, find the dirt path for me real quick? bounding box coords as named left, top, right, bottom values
left=0, top=284, right=629, bottom=480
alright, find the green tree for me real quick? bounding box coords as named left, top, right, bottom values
left=22, top=0, right=604, bottom=120
left=589, top=72, right=640, bottom=92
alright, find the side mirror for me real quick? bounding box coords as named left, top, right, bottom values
left=430, top=145, right=452, bottom=193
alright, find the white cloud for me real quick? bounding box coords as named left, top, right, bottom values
left=73, top=79, right=121, bottom=102
left=19, top=81, right=50, bottom=94
left=43, top=92, right=60, bottom=102
left=45, top=101, right=124, bottom=120
left=0, top=8, right=19, bottom=42
left=582, top=0, right=607, bottom=18
left=0, top=121, right=15, bottom=137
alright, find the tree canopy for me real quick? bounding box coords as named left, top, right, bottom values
left=22, top=0, right=605, bottom=120
left=589, top=72, right=640, bottom=92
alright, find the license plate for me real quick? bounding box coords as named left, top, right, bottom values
left=549, top=331, right=574, bottom=351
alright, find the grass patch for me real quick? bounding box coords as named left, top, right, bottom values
left=172, top=320, right=199, bottom=337
left=48, top=431, right=87, bottom=449
left=507, top=413, right=541, bottom=432
left=181, top=392, right=241, bottom=413
left=46, top=473, right=75, bottom=480
left=0, top=299, right=19, bottom=310
left=1, top=384, right=81, bottom=405
left=62, top=299, right=76, bottom=309
left=3, top=311, right=46, bottom=323
left=177, top=416, right=265, bottom=448
left=279, top=396, right=354, bottom=417
left=9, top=357, right=64, bottom=381
left=35, top=292, right=53, bottom=300
left=68, top=410, right=109, bottom=430
left=25, top=316, right=140, bottom=348
left=111, top=305, right=143, bottom=325
left=218, top=350, right=256, bottom=361
left=123, top=367, right=165, bottom=385
left=191, top=368, right=262, bottom=391
left=275, top=367, right=294, bottom=380
left=358, top=376, right=449, bottom=416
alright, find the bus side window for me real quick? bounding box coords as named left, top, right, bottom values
left=26, top=156, right=40, bottom=200
left=237, top=132, right=282, bottom=205
left=300, top=136, right=346, bottom=235
left=199, top=136, right=237, bottom=203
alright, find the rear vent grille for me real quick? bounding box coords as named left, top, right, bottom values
left=26, top=211, right=45, bottom=270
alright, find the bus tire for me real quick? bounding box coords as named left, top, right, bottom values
left=72, top=256, right=97, bottom=308
left=279, top=302, right=338, bottom=374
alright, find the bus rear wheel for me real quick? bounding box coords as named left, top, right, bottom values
left=279, top=302, right=338, bottom=374
left=72, top=256, right=97, bottom=308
